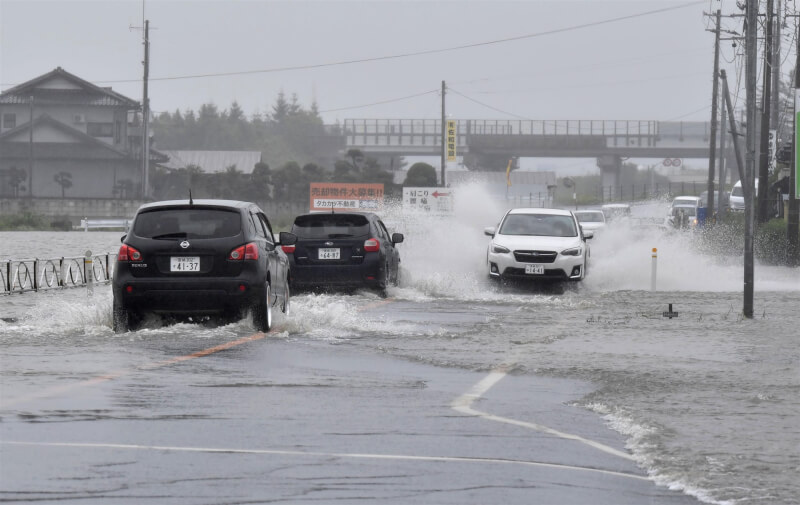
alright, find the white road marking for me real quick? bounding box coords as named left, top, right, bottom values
left=0, top=441, right=649, bottom=481
left=451, top=367, right=636, bottom=462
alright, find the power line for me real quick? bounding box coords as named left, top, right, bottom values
left=447, top=88, right=531, bottom=120
left=318, top=89, right=439, bottom=114
left=30, top=0, right=705, bottom=86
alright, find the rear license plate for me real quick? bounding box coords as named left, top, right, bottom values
left=525, top=264, right=544, bottom=275
left=171, top=256, right=200, bottom=272
left=318, top=248, right=340, bottom=260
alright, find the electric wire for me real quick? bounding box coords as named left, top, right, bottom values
left=69, top=0, right=706, bottom=85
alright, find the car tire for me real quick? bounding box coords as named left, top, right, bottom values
left=112, top=301, right=138, bottom=333
left=282, top=279, right=290, bottom=316
left=252, top=281, right=273, bottom=332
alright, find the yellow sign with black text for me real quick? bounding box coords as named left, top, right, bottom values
left=446, top=120, right=457, bottom=162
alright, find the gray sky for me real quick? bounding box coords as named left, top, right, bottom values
left=0, top=0, right=795, bottom=127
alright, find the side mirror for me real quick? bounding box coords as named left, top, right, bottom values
left=279, top=231, right=297, bottom=246
left=583, top=230, right=594, bottom=240
left=392, top=232, right=404, bottom=244
left=120, top=234, right=127, bottom=243
left=484, top=227, right=496, bottom=237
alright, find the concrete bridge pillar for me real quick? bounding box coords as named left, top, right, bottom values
left=463, top=153, right=512, bottom=171
left=596, top=154, right=622, bottom=201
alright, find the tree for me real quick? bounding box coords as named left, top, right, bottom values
left=272, top=90, right=290, bottom=125
left=228, top=101, right=245, bottom=123
left=403, top=162, right=437, bottom=187
left=53, top=171, right=72, bottom=198
left=250, top=161, right=272, bottom=200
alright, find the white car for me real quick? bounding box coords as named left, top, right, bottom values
left=484, top=208, right=593, bottom=282
left=573, top=210, right=607, bottom=233
left=729, top=179, right=757, bottom=212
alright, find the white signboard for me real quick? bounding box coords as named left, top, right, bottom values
left=403, top=187, right=454, bottom=214
left=768, top=129, right=776, bottom=173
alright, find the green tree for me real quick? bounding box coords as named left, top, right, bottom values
left=403, top=162, right=437, bottom=187
left=53, top=171, right=72, bottom=198
left=272, top=90, right=290, bottom=125
left=228, top=101, right=244, bottom=123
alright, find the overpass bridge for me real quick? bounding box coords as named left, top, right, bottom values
left=338, top=119, right=717, bottom=190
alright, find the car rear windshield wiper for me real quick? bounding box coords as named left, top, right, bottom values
left=151, top=232, right=188, bottom=240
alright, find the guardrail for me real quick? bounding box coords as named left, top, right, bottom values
left=79, top=218, right=131, bottom=231
left=1, top=251, right=116, bottom=294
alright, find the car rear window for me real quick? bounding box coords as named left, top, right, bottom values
left=500, top=214, right=577, bottom=237
left=292, top=214, right=370, bottom=239
left=672, top=207, right=697, bottom=217
left=133, top=208, right=242, bottom=239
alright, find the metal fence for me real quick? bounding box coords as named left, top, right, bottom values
left=1, top=251, right=116, bottom=294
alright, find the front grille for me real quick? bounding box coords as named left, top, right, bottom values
left=513, top=250, right=557, bottom=263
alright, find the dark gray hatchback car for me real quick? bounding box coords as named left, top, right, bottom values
left=112, top=199, right=295, bottom=332
left=284, top=212, right=403, bottom=295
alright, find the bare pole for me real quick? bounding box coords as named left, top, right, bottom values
left=788, top=12, right=800, bottom=266
left=743, top=0, right=757, bottom=319
left=770, top=0, right=781, bottom=129
left=719, top=84, right=728, bottom=216
left=28, top=96, right=33, bottom=198
left=706, top=10, right=722, bottom=222
left=440, top=80, right=446, bottom=187
left=141, top=19, right=150, bottom=199
left=758, top=0, right=774, bottom=223
left=722, top=71, right=745, bottom=184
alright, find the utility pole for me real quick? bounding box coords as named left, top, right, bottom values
left=758, top=0, right=773, bottom=223
left=788, top=13, right=800, bottom=266
left=722, top=71, right=746, bottom=185
left=28, top=96, right=33, bottom=198
left=141, top=19, right=150, bottom=200
left=770, top=0, right=781, bottom=129
left=706, top=10, right=722, bottom=222
left=440, top=80, right=446, bottom=187
left=743, top=0, right=757, bottom=318
left=719, top=87, right=728, bottom=216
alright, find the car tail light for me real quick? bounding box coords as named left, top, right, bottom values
left=118, top=244, right=142, bottom=262
left=229, top=243, right=259, bottom=261
left=364, top=238, right=380, bottom=252
left=281, top=244, right=296, bottom=254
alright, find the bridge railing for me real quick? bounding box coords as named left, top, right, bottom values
left=342, top=119, right=664, bottom=148
left=1, top=251, right=116, bottom=294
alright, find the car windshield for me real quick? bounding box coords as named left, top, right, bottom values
left=133, top=208, right=242, bottom=239
left=731, top=186, right=743, bottom=197
left=292, top=214, right=371, bottom=239
left=673, top=199, right=697, bottom=206
left=575, top=212, right=604, bottom=223
left=499, top=214, right=577, bottom=237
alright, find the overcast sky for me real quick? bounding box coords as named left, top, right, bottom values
left=6, top=0, right=792, bottom=128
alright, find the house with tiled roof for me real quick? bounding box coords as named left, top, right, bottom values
left=0, top=67, right=165, bottom=199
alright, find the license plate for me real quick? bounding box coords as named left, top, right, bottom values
left=525, top=264, right=545, bottom=275
left=171, top=256, right=200, bottom=272
left=318, top=248, right=340, bottom=260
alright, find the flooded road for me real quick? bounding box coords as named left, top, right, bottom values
left=1, top=199, right=799, bottom=504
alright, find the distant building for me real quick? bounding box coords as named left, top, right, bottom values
left=0, top=67, right=165, bottom=199
left=159, top=150, right=263, bottom=174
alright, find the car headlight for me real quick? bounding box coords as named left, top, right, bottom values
left=561, top=247, right=582, bottom=257
left=492, top=244, right=510, bottom=254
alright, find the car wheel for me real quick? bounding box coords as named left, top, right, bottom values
left=112, top=301, right=139, bottom=333
left=252, top=281, right=272, bottom=332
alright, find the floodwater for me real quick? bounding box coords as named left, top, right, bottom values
left=1, top=190, right=799, bottom=505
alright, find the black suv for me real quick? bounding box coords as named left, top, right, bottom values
left=284, top=212, right=403, bottom=294
left=112, top=199, right=296, bottom=332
